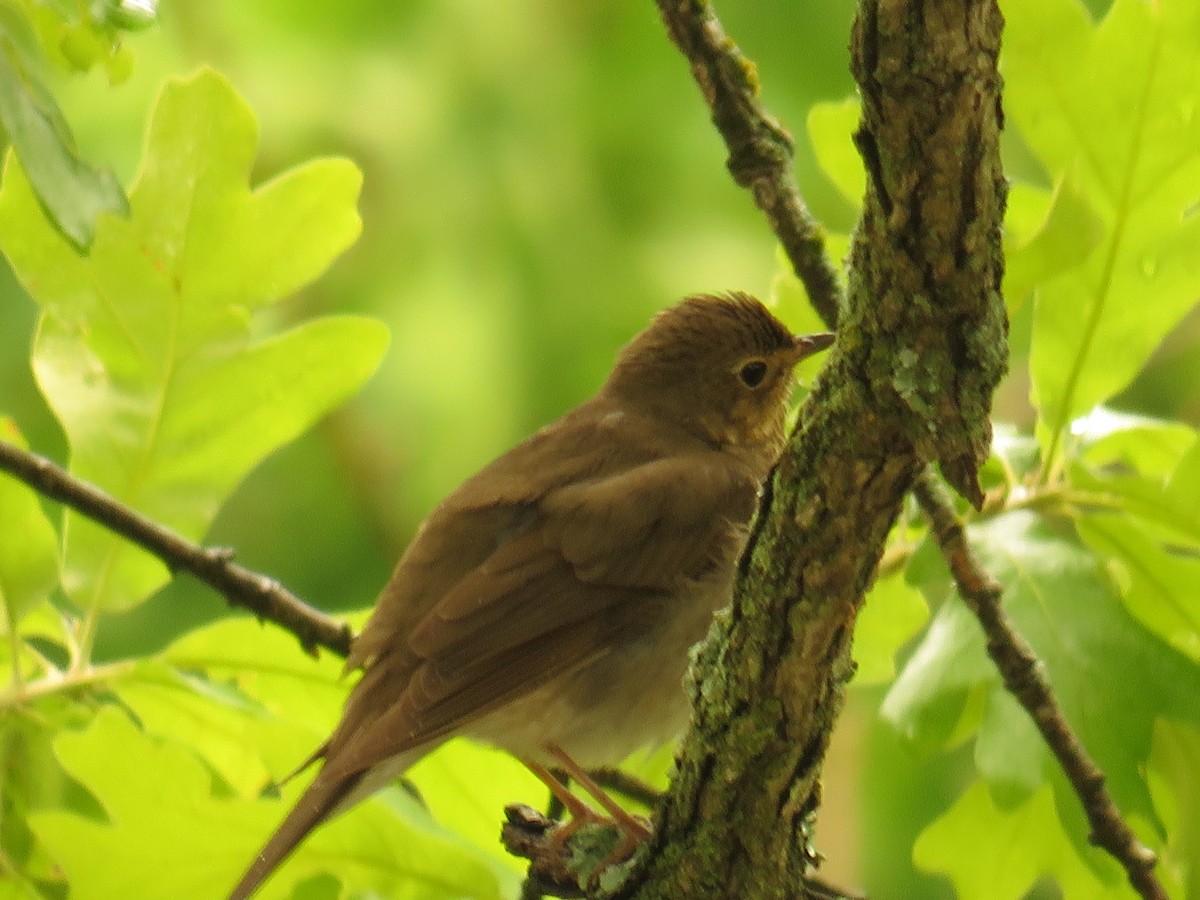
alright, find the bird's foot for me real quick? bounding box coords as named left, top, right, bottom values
left=508, top=745, right=655, bottom=895
left=526, top=746, right=651, bottom=848
left=502, top=803, right=648, bottom=898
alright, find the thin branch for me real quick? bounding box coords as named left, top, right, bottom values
left=0, top=660, right=136, bottom=709
left=653, top=2, right=1167, bottom=898
left=655, top=0, right=842, bottom=330
left=0, top=440, right=352, bottom=658
left=503, top=805, right=589, bottom=899
left=914, top=472, right=1165, bottom=900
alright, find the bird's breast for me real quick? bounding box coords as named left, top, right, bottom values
left=463, top=573, right=734, bottom=768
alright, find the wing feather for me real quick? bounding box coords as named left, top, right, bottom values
left=321, top=415, right=760, bottom=784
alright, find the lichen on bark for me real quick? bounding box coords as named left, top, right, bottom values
left=616, top=1, right=1008, bottom=898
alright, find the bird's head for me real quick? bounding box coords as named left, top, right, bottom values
left=605, top=292, right=834, bottom=460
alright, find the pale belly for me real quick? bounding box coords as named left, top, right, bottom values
left=464, top=578, right=731, bottom=768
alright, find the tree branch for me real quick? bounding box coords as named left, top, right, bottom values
left=913, top=472, right=1166, bottom=900
left=0, top=440, right=352, bottom=658
left=655, top=0, right=842, bottom=330
left=616, top=1, right=1000, bottom=897
left=0, top=3, right=1166, bottom=895
left=649, top=2, right=1168, bottom=898
left=648, top=1, right=1169, bottom=898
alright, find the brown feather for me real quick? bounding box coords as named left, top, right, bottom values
left=229, top=293, right=835, bottom=898
left=323, top=420, right=759, bottom=780
left=228, top=769, right=362, bottom=900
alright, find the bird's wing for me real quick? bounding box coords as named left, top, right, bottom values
left=228, top=431, right=760, bottom=899
left=320, top=448, right=759, bottom=783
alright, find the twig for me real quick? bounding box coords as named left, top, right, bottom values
left=518, top=767, right=658, bottom=899
left=914, top=472, right=1165, bottom=900
left=654, top=0, right=842, bottom=330
left=504, top=805, right=588, bottom=899
left=654, top=2, right=1168, bottom=898
left=0, top=660, right=136, bottom=709
left=0, top=440, right=352, bottom=658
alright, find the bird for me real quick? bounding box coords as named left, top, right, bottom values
left=229, top=292, right=835, bottom=898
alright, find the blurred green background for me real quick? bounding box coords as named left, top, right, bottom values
left=0, top=0, right=866, bottom=885
left=1, top=0, right=861, bottom=649
left=5, top=1, right=1197, bottom=896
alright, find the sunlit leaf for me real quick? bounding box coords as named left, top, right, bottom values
left=1004, top=0, right=1200, bottom=463
left=807, top=97, right=863, bottom=207
left=151, top=618, right=347, bottom=783
left=1072, top=458, right=1200, bottom=552
left=0, top=419, right=59, bottom=628
left=885, top=511, right=1200, bottom=835
left=914, top=780, right=1126, bottom=899
left=0, top=38, right=127, bottom=249
left=0, top=691, right=100, bottom=894
left=31, top=707, right=505, bottom=900
left=1078, top=515, right=1200, bottom=662
left=1003, top=175, right=1104, bottom=316
left=152, top=620, right=523, bottom=890
left=853, top=572, right=928, bottom=685
left=0, top=68, right=387, bottom=615
left=1074, top=408, right=1197, bottom=480
left=408, top=739, right=542, bottom=878
left=1167, top=436, right=1200, bottom=528
left=1148, top=721, right=1200, bottom=899
left=98, top=0, right=158, bottom=32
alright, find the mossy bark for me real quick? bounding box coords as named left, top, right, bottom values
left=617, top=1, right=1007, bottom=897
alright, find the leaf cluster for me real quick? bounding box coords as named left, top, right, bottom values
left=0, top=0, right=159, bottom=249
left=780, top=0, right=1200, bottom=895
left=0, top=0, right=1197, bottom=898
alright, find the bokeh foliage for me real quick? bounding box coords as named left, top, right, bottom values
left=1, top=0, right=1199, bottom=898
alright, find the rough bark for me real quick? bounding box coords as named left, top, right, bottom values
left=617, top=1, right=1007, bottom=897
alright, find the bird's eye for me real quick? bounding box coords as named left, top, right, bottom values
left=738, top=360, right=769, bottom=388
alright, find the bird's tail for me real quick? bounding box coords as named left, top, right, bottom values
left=228, top=769, right=360, bottom=900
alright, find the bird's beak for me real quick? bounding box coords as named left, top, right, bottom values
left=792, top=331, right=836, bottom=360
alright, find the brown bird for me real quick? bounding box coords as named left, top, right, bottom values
left=229, top=292, right=834, bottom=898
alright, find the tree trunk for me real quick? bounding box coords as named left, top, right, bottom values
left=618, top=1, right=1007, bottom=896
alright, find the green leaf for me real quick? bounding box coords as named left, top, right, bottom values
left=298, top=786, right=508, bottom=900
left=1148, top=721, right=1200, bottom=899
left=134, top=618, right=348, bottom=795
left=914, top=780, right=1126, bottom=900
left=0, top=690, right=100, bottom=892
left=974, top=689, right=1051, bottom=808
left=114, top=659, right=285, bottom=800
left=122, top=618, right=523, bottom=890
left=807, top=97, right=863, bottom=207
left=984, top=425, right=1041, bottom=487
left=1003, top=0, right=1200, bottom=464
left=0, top=37, right=128, bottom=250
left=0, top=419, right=59, bottom=628
left=0, top=68, right=387, bottom=614
left=31, top=708, right=504, bottom=900
left=152, top=620, right=520, bottom=891
left=408, top=738, right=540, bottom=881
left=1071, top=437, right=1200, bottom=551
left=1168, top=437, right=1200, bottom=530
left=879, top=606, right=988, bottom=758
left=97, top=0, right=158, bottom=32
left=1077, top=515, right=1200, bottom=663
left=1003, top=175, right=1104, bottom=317
left=853, top=572, right=929, bottom=685
left=1075, top=408, right=1198, bottom=481
left=885, top=510, right=1200, bottom=833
